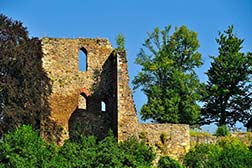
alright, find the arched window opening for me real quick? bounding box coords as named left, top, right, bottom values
left=78, top=47, right=87, bottom=71
left=78, top=94, right=87, bottom=110
left=101, top=101, right=106, bottom=112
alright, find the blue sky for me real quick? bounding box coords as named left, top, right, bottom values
left=1, top=0, right=252, bottom=129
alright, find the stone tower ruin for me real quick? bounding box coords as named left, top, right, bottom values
left=40, top=37, right=190, bottom=159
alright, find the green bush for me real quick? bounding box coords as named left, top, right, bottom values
left=120, top=136, right=156, bottom=167
left=215, top=125, right=230, bottom=136
left=93, top=132, right=124, bottom=167
left=158, top=156, right=183, bottom=168
left=217, top=137, right=252, bottom=168
left=160, top=132, right=168, bottom=144
left=184, top=137, right=252, bottom=168
left=184, top=144, right=221, bottom=168
left=0, top=125, right=56, bottom=168
left=94, top=133, right=155, bottom=168
left=58, top=136, right=97, bottom=168
left=0, top=126, right=155, bottom=167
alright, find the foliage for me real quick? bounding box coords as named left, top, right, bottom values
left=189, top=129, right=212, bottom=137
left=184, top=143, right=222, bottom=168
left=158, top=156, right=184, bottom=168
left=0, top=125, right=57, bottom=168
left=184, top=137, right=252, bottom=168
left=58, top=135, right=98, bottom=168
left=139, top=131, right=147, bottom=140
left=201, top=25, right=252, bottom=128
left=119, top=136, right=156, bottom=167
left=160, top=132, right=168, bottom=144
left=1, top=125, right=251, bottom=168
left=93, top=133, right=155, bottom=168
left=0, top=14, right=51, bottom=135
left=115, top=33, right=125, bottom=51
left=215, top=125, right=230, bottom=136
left=217, top=137, right=252, bottom=168
left=133, top=25, right=203, bottom=125
left=0, top=126, right=155, bottom=168
left=94, top=131, right=125, bottom=168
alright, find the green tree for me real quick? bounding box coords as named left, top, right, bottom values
left=0, top=14, right=51, bottom=135
left=201, top=26, right=252, bottom=128
left=133, top=25, right=203, bottom=125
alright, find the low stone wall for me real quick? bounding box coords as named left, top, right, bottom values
left=139, top=123, right=190, bottom=160
left=231, top=132, right=252, bottom=146
left=190, top=132, right=252, bottom=147
left=190, top=132, right=216, bottom=147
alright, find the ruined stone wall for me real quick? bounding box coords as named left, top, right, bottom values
left=41, top=37, right=191, bottom=160
left=190, top=132, right=252, bottom=147
left=41, top=38, right=116, bottom=144
left=116, top=51, right=138, bottom=141
left=138, top=124, right=190, bottom=160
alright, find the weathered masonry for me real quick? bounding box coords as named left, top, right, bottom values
left=40, top=37, right=190, bottom=159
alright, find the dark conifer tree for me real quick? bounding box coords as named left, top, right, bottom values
left=201, top=26, right=252, bottom=129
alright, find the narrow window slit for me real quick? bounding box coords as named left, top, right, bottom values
left=78, top=47, right=87, bottom=71
left=101, top=101, right=106, bottom=112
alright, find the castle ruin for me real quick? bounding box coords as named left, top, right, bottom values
left=40, top=37, right=190, bottom=159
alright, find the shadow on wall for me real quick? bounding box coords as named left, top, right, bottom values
left=38, top=40, right=68, bottom=145
left=68, top=51, right=118, bottom=141
left=68, top=92, right=111, bottom=141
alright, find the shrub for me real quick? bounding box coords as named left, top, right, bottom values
left=160, top=132, right=168, bottom=144
left=0, top=125, right=56, bottom=168
left=184, top=144, right=221, bottom=168
left=115, top=33, right=125, bottom=50
left=215, top=125, right=230, bottom=136
left=60, top=131, right=155, bottom=168
left=120, top=136, right=156, bottom=167
left=58, top=136, right=97, bottom=168
left=158, top=156, right=183, bottom=168
left=0, top=127, right=156, bottom=167
left=184, top=137, right=252, bottom=168
left=93, top=131, right=123, bottom=167
left=94, top=133, right=155, bottom=168
left=217, top=137, right=252, bottom=168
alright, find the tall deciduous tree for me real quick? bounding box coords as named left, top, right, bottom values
left=0, top=14, right=51, bottom=135
left=201, top=26, right=252, bottom=129
left=133, top=25, right=203, bottom=125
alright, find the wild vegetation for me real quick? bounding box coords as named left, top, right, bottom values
left=0, top=125, right=251, bottom=168
left=0, top=125, right=156, bottom=168
left=115, top=33, right=125, bottom=51
left=184, top=137, right=252, bottom=168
